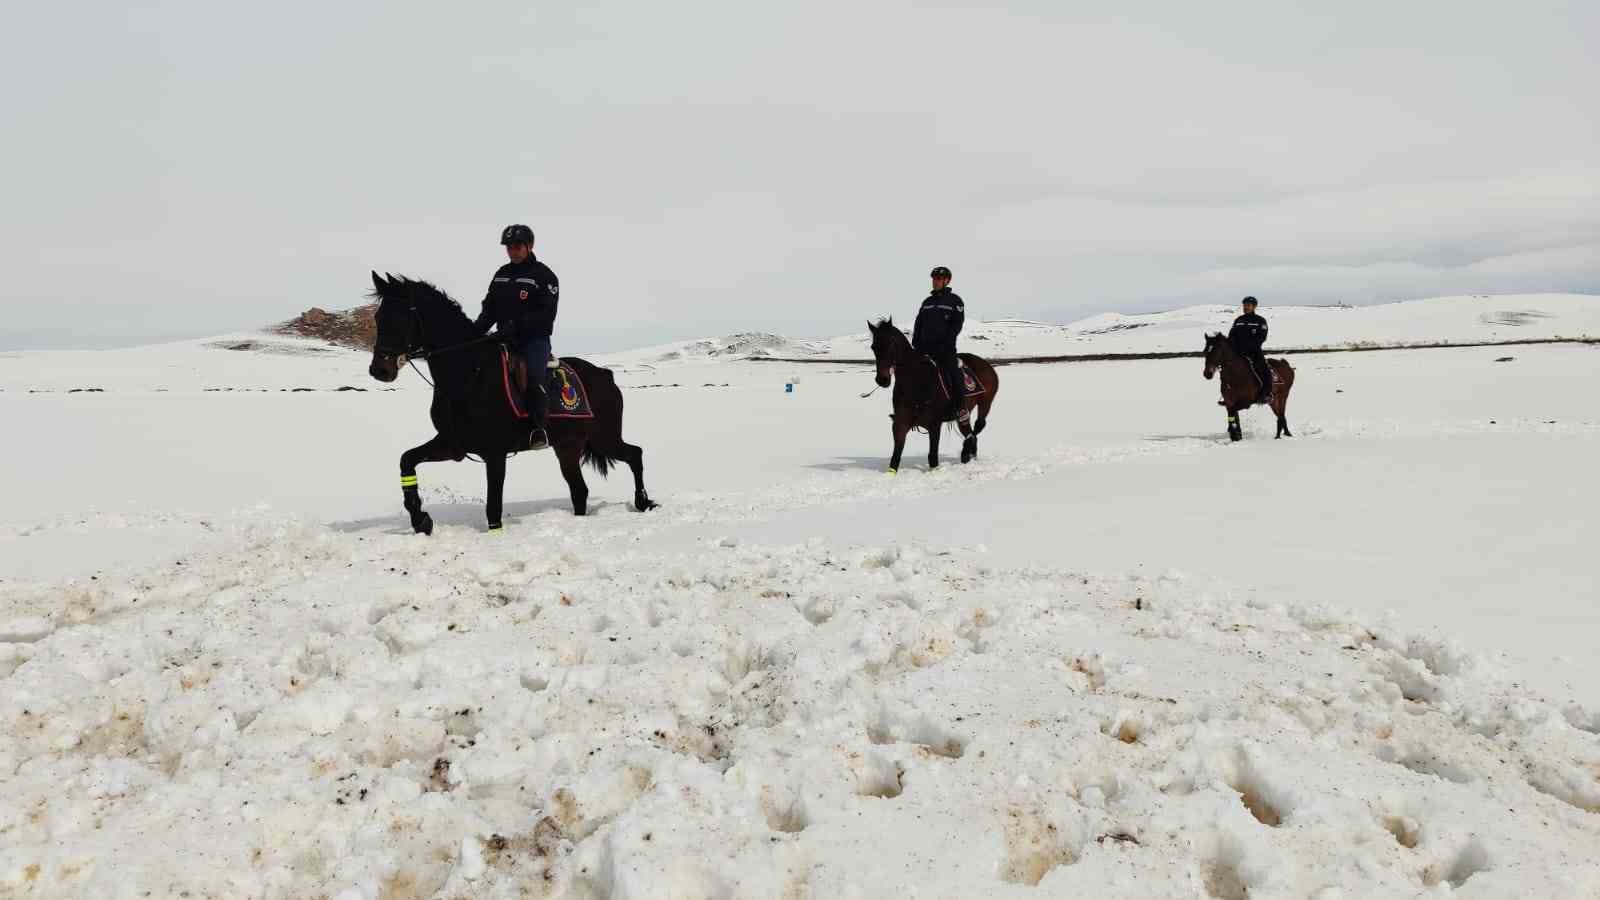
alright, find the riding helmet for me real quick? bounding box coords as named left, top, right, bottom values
left=1242, top=296, right=1258, bottom=305
left=930, top=266, right=952, bottom=280
left=500, top=224, right=535, bottom=246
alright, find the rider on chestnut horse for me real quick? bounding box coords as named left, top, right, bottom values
left=1229, top=296, right=1272, bottom=404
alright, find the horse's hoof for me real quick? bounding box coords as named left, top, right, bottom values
left=487, top=523, right=503, bottom=533
left=415, top=513, right=434, bottom=536
left=887, top=468, right=897, bottom=476
left=633, top=495, right=658, bottom=512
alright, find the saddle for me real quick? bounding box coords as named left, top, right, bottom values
left=499, top=348, right=595, bottom=421
left=933, top=359, right=986, bottom=401
left=1220, top=359, right=1277, bottom=406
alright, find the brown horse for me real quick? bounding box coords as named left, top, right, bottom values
left=867, top=318, right=999, bottom=472
left=1202, top=332, right=1294, bottom=441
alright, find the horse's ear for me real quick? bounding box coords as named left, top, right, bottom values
left=371, top=271, right=385, bottom=292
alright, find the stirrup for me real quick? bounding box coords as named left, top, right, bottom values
left=527, top=427, right=549, bottom=451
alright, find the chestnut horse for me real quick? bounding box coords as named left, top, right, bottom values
left=867, top=318, right=999, bottom=472
left=1202, top=332, right=1294, bottom=441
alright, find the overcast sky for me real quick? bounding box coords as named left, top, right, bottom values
left=3, top=0, right=1596, bottom=351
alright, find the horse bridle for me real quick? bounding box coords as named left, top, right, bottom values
left=375, top=301, right=492, bottom=363
left=374, top=301, right=424, bottom=361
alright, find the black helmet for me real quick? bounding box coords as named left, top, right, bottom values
left=500, top=224, right=534, bottom=246
left=930, top=266, right=952, bottom=279
left=1242, top=295, right=1258, bottom=306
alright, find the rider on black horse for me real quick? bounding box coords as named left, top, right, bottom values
left=1229, top=295, right=1272, bottom=403
left=912, top=266, right=966, bottom=420
left=473, top=224, right=560, bottom=445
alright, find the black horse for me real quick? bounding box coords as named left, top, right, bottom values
left=366, top=272, right=656, bottom=532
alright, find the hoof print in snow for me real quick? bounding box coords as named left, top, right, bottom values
left=998, top=806, right=1079, bottom=886
left=1201, top=851, right=1249, bottom=900
left=762, top=792, right=809, bottom=834
left=1422, top=839, right=1491, bottom=889
left=1101, top=712, right=1147, bottom=745
left=1222, top=750, right=1286, bottom=827
left=1382, top=815, right=1422, bottom=849
left=854, top=754, right=905, bottom=799
left=865, top=711, right=967, bottom=760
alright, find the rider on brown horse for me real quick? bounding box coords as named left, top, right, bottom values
left=912, top=266, right=966, bottom=420
left=1229, top=296, right=1272, bottom=404
left=473, top=224, right=559, bottom=447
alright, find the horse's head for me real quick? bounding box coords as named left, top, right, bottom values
left=366, top=272, right=470, bottom=382
left=1202, top=332, right=1226, bottom=380
left=367, top=272, right=419, bottom=382
left=867, top=317, right=903, bottom=388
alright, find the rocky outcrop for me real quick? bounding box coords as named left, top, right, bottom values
left=273, top=304, right=378, bottom=350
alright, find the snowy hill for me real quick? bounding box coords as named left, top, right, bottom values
left=814, top=293, right=1600, bottom=360
left=598, top=332, right=833, bottom=371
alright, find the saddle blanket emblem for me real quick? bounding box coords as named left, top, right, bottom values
left=551, top=365, right=590, bottom=417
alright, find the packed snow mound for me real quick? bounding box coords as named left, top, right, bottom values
left=4, top=512, right=1599, bottom=897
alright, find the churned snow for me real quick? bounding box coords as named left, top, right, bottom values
left=2, top=293, right=1599, bottom=898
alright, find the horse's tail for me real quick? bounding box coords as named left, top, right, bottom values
left=581, top=443, right=620, bottom=477
left=562, top=357, right=626, bottom=478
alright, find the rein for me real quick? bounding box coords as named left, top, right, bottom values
left=408, top=334, right=496, bottom=362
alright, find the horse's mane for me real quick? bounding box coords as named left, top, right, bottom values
left=369, top=273, right=469, bottom=324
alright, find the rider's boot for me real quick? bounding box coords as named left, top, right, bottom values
left=526, top=379, right=548, bottom=450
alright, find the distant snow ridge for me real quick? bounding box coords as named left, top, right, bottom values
left=656, top=333, right=832, bottom=362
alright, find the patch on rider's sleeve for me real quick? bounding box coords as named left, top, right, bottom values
left=519, top=289, right=529, bottom=301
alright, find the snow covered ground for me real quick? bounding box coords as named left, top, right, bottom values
left=3, top=294, right=1599, bottom=898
